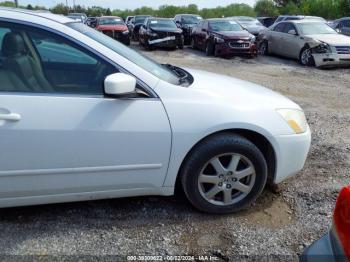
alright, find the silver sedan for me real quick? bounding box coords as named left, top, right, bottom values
left=258, top=20, right=350, bottom=67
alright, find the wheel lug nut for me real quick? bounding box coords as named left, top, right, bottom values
left=226, top=184, right=231, bottom=189
left=219, top=174, right=224, bottom=178
left=232, top=178, right=237, bottom=182
left=218, top=182, right=223, bottom=187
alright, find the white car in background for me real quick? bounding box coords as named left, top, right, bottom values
left=0, top=8, right=311, bottom=213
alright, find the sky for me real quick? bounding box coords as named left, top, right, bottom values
left=18, top=0, right=256, bottom=9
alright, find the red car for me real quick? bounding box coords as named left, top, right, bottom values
left=301, top=185, right=350, bottom=262
left=191, top=18, right=257, bottom=57
left=96, top=16, right=130, bottom=45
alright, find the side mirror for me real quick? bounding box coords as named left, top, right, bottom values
left=288, top=29, right=297, bottom=35
left=104, top=73, right=136, bottom=97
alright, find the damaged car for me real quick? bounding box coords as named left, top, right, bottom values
left=129, top=15, right=152, bottom=41
left=174, top=14, right=203, bottom=45
left=96, top=16, right=130, bottom=45
left=139, top=17, right=184, bottom=50
left=258, top=20, right=350, bottom=67
left=191, top=18, right=257, bottom=57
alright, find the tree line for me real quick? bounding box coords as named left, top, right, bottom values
left=0, top=0, right=349, bottom=20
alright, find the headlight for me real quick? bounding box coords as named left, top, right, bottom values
left=122, top=30, right=129, bottom=35
left=214, top=36, right=225, bottom=43
left=313, top=43, right=331, bottom=53
left=276, top=109, right=308, bottom=134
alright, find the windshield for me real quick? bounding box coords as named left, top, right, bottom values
left=209, top=20, right=243, bottom=31
left=236, top=17, right=263, bottom=27
left=135, top=16, right=150, bottom=24
left=149, top=19, right=177, bottom=29
left=298, top=22, right=337, bottom=35
left=99, top=18, right=124, bottom=25
left=181, top=15, right=202, bottom=24
left=68, top=23, right=181, bottom=85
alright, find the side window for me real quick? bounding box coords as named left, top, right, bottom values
left=274, top=23, right=286, bottom=32
left=30, top=31, right=96, bottom=64
left=343, top=20, right=350, bottom=27
left=0, top=22, right=116, bottom=95
left=282, top=23, right=296, bottom=34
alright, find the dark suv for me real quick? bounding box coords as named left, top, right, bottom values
left=174, top=14, right=202, bottom=45
left=191, top=18, right=257, bottom=57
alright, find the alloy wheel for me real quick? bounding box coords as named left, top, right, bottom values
left=301, top=48, right=312, bottom=65
left=198, top=153, right=256, bottom=206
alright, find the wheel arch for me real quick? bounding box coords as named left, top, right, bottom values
left=174, top=128, right=277, bottom=194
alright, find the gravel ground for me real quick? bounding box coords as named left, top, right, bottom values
left=0, top=43, right=349, bottom=261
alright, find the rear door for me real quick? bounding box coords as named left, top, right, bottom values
left=0, top=21, right=171, bottom=204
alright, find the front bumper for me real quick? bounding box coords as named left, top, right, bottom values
left=313, top=53, right=350, bottom=67
left=215, top=42, right=257, bottom=57
left=272, top=127, right=311, bottom=184
left=148, top=35, right=183, bottom=47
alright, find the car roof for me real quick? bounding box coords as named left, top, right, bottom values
left=0, top=7, right=73, bottom=24
left=177, top=14, right=200, bottom=16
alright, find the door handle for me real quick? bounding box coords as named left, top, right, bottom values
left=0, top=113, right=21, bottom=121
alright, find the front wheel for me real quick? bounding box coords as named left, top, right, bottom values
left=205, top=41, right=215, bottom=56
left=181, top=133, right=267, bottom=214
left=300, top=47, right=315, bottom=66
left=259, top=41, right=269, bottom=55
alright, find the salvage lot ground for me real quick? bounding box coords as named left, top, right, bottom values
left=0, top=43, right=349, bottom=259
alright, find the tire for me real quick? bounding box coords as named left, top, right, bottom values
left=299, top=47, right=315, bottom=66
left=205, top=41, right=214, bottom=56
left=191, top=38, right=197, bottom=49
left=181, top=133, right=267, bottom=214
left=259, top=40, right=269, bottom=55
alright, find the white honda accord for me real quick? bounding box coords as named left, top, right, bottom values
left=0, top=8, right=311, bottom=213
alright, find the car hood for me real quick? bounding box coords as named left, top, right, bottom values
left=212, top=30, right=252, bottom=39
left=185, top=68, right=299, bottom=109
left=305, top=34, right=350, bottom=45
left=97, top=25, right=128, bottom=31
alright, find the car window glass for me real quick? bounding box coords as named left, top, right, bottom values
left=343, top=20, right=350, bottom=27
left=30, top=32, right=97, bottom=65
left=0, top=22, right=116, bottom=95
left=274, top=23, right=285, bottom=32
left=282, top=23, right=296, bottom=33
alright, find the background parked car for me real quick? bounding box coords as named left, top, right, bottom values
left=125, top=15, right=134, bottom=25
left=329, top=17, right=350, bottom=36
left=174, top=14, right=203, bottom=45
left=258, top=20, right=350, bottom=67
left=86, top=17, right=97, bottom=28
left=67, top=13, right=87, bottom=23
left=229, top=16, right=267, bottom=36
left=130, top=15, right=152, bottom=41
left=191, top=18, right=257, bottom=57
left=272, top=15, right=326, bottom=26
left=301, top=185, right=350, bottom=262
left=139, top=17, right=183, bottom=50
left=257, top=16, right=277, bottom=28
left=96, top=16, right=130, bottom=45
